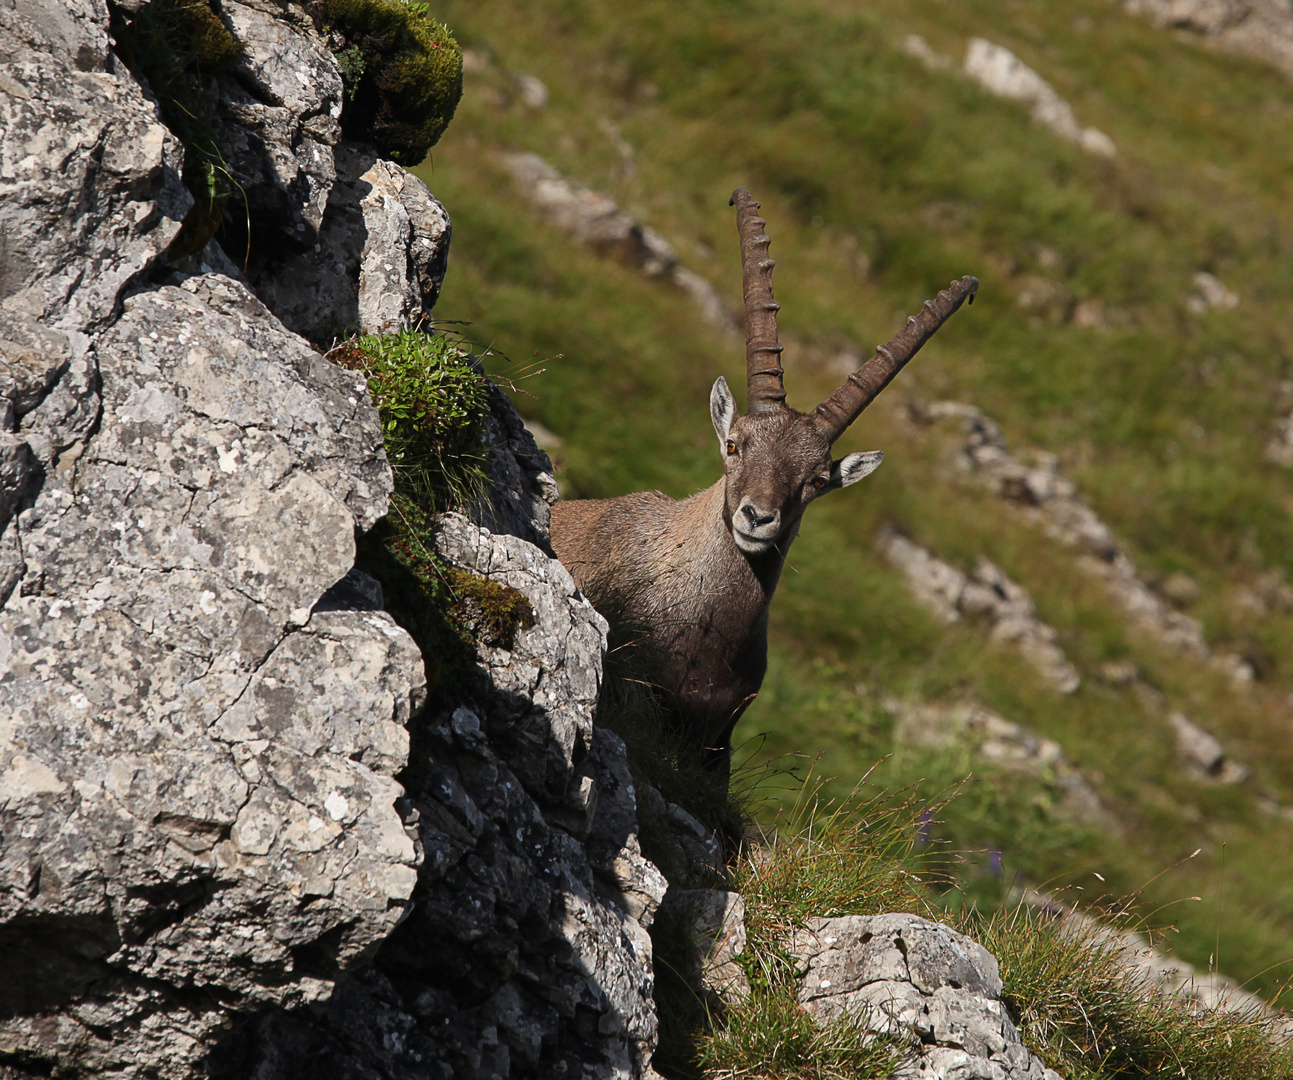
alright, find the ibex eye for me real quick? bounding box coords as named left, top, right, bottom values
left=726, top=440, right=738, bottom=455
left=812, top=477, right=827, bottom=489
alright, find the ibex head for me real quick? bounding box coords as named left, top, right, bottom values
left=713, top=189, right=978, bottom=556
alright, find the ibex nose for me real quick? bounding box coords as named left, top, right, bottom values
left=741, top=504, right=777, bottom=529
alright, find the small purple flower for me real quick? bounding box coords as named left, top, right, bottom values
left=989, top=848, right=1003, bottom=876
left=917, top=809, right=933, bottom=846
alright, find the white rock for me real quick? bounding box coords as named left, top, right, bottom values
left=964, top=38, right=1116, bottom=156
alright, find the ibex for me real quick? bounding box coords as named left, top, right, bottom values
left=550, top=189, right=977, bottom=775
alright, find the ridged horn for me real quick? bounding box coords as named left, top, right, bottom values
left=731, top=188, right=787, bottom=413
left=813, top=275, right=979, bottom=442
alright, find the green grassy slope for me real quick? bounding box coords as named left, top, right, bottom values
left=415, top=0, right=1293, bottom=1005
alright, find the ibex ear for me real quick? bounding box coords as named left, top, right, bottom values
left=830, top=450, right=883, bottom=489
left=711, top=376, right=738, bottom=448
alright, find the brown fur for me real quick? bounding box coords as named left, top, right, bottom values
left=551, top=404, right=859, bottom=772
left=549, top=190, right=976, bottom=776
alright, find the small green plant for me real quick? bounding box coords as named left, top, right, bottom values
left=444, top=565, right=534, bottom=650
left=331, top=328, right=491, bottom=516
left=334, top=329, right=524, bottom=715
left=334, top=43, right=367, bottom=94
left=318, top=0, right=463, bottom=162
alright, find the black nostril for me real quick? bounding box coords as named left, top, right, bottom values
left=742, top=505, right=776, bottom=527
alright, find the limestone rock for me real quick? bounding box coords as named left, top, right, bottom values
left=253, top=145, right=453, bottom=347
left=964, top=38, right=1116, bottom=157
left=216, top=518, right=665, bottom=1079
left=1168, top=712, right=1249, bottom=783
left=1125, top=0, right=1293, bottom=82
left=638, top=785, right=725, bottom=887
left=889, top=699, right=1109, bottom=827
left=470, top=379, right=561, bottom=552
left=1186, top=270, right=1240, bottom=313
left=498, top=151, right=735, bottom=332
left=211, top=0, right=343, bottom=244
left=500, top=151, right=677, bottom=275
left=904, top=33, right=953, bottom=70
left=1, top=11, right=436, bottom=1071
left=790, top=914, right=1061, bottom=1080
left=0, top=264, right=428, bottom=1077
left=878, top=527, right=1080, bottom=694
left=659, top=889, right=750, bottom=1007
left=0, top=0, right=190, bottom=332
left=1022, top=888, right=1293, bottom=1038
left=917, top=401, right=1253, bottom=680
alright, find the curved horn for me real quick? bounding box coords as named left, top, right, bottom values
left=731, top=188, right=786, bottom=413
left=813, top=275, right=979, bottom=442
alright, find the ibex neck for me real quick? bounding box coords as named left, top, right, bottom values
left=692, top=479, right=788, bottom=596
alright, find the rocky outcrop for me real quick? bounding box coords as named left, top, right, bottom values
left=252, top=147, right=453, bottom=347
left=1022, top=889, right=1293, bottom=1037
left=963, top=38, right=1116, bottom=157
left=0, top=2, right=426, bottom=1073
left=215, top=516, right=666, bottom=1080
left=878, top=527, right=1081, bottom=694
left=497, top=151, right=734, bottom=332
left=887, top=699, right=1109, bottom=827
left=791, top=914, right=1062, bottom=1080
left=917, top=401, right=1256, bottom=683
left=1, top=2, right=666, bottom=1077
left=657, top=889, right=749, bottom=1011
left=1168, top=712, right=1248, bottom=783
left=1125, top=0, right=1293, bottom=82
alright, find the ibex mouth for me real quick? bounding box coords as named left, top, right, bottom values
left=733, top=500, right=781, bottom=554
left=731, top=525, right=779, bottom=555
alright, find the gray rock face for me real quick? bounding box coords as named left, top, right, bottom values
left=470, top=380, right=561, bottom=552
left=1125, top=0, right=1293, bottom=82
left=0, top=2, right=432, bottom=1074
left=1021, top=888, right=1293, bottom=1040
left=211, top=0, right=343, bottom=248
left=217, top=515, right=665, bottom=1079
left=790, top=914, right=1062, bottom=1080
left=0, top=0, right=191, bottom=333
left=0, top=266, right=425, bottom=1077
left=4, top=0, right=670, bottom=1076
left=253, top=144, right=454, bottom=347
left=658, top=889, right=750, bottom=1008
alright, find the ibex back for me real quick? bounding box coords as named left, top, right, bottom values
left=551, top=189, right=977, bottom=776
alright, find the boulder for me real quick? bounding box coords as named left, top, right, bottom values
left=790, top=914, right=1062, bottom=1080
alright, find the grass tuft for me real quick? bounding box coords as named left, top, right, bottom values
left=696, top=988, right=909, bottom=1080
left=330, top=328, right=491, bottom=516
left=965, top=903, right=1293, bottom=1079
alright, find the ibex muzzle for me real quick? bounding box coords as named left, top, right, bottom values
left=551, top=189, right=977, bottom=777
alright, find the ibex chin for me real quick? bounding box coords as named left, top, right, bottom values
left=550, top=189, right=977, bottom=775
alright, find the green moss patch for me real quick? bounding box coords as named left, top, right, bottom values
left=317, top=0, right=463, bottom=163
left=444, top=566, right=533, bottom=650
